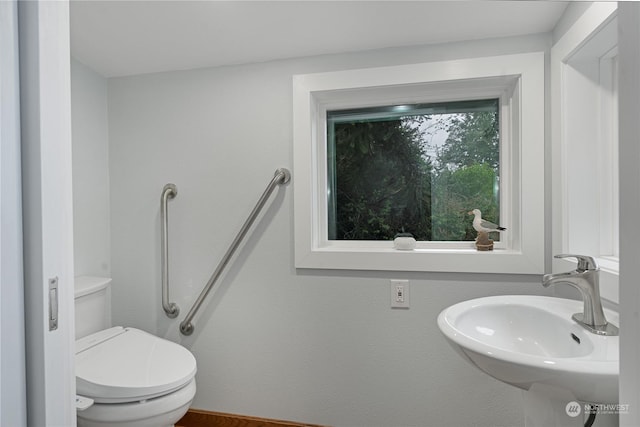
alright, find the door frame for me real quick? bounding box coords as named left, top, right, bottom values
left=619, top=2, right=640, bottom=426
left=19, top=0, right=76, bottom=425
left=1, top=1, right=27, bottom=425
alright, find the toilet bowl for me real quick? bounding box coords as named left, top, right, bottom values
left=77, top=378, right=195, bottom=427
left=76, top=327, right=197, bottom=427
left=75, top=277, right=197, bottom=427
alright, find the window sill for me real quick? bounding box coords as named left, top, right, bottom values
left=295, top=246, right=543, bottom=274
left=593, top=256, right=619, bottom=305
left=600, top=268, right=619, bottom=305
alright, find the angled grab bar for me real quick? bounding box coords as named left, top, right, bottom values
left=161, top=183, right=180, bottom=318
left=179, top=168, right=291, bottom=335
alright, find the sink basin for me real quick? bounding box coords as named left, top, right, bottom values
left=437, top=295, right=619, bottom=403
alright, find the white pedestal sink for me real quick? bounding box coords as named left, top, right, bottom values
left=437, top=295, right=619, bottom=427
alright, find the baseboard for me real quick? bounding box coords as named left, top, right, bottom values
left=176, top=408, right=330, bottom=427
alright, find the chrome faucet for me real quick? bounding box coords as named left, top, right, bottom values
left=542, top=254, right=618, bottom=336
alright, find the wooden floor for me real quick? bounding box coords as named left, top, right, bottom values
left=176, top=409, right=329, bottom=427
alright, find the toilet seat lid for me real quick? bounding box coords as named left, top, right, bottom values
left=76, top=327, right=197, bottom=403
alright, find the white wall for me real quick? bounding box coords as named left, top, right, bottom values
left=106, top=35, right=554, bottom=427
left=71, top=59, right=111, bottom=277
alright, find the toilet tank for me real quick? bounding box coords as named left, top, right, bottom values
left=74, top=276, right=112, bottom=339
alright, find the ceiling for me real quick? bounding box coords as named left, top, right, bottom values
left=70, top=1, right=569, bottom=78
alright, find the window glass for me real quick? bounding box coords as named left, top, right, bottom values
left=327, top=99, right=500, bottom=241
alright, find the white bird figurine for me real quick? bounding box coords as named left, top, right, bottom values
left=469, top=209, right=506, bottom=233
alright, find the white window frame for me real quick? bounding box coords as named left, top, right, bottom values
left=293, top=52, right=545, bottom=273
left=551, top=4, right=619, bottom=302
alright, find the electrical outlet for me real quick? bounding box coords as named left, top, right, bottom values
left=390, top=279, right=410, bottom=309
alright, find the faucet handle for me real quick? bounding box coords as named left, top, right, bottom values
left=554, top=254, right=599, bottom=271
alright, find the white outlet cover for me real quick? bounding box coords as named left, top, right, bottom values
left=390, top=279, right=410, bottom=309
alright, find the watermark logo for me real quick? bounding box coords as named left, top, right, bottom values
left=586, top=403, right=630, bottom=415
left=566, top=402, right=631, bottom=416
left=565, top=401, right=581, bottom=417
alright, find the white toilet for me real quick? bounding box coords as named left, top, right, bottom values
left=75, top=276, right=197, bottom=427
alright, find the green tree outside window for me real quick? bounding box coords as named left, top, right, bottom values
left=327, top=99, right=500, bottom=241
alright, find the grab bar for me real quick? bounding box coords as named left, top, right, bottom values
left=161, top=183, right=180, bottom=318
left=179, top=168, right=291, bottom=335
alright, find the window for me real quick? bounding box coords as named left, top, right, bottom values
left=293, top=52, right=545, bottom=273
left=327, top=99, right=501, bottom=243
left=551, top=6, right=619, bottom=301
